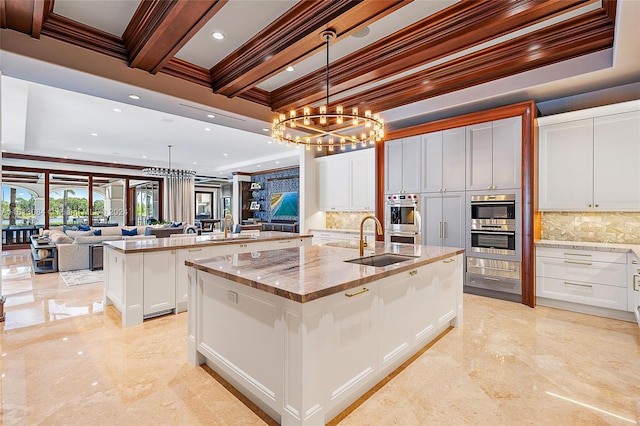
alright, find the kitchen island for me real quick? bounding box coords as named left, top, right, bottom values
left=186, top=242, right=464, bottom=425
left=104, top=231, right=311, bottom=327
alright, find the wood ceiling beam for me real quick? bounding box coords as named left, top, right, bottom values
left=271, top=0, right=594, bottom=112
left=335, top=9, right=615, bottom=115
left=41, top=13, right=127, bottom=59
left=209, top=0, right=410, bottom=98
left=0, top=0, right=52, bottom=36
left=124, top=0, right=227, bottom=75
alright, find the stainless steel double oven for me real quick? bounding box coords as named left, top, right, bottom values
left=465, top=193, right=522, bottom=299
left=384, top=193, right=421, bottom=244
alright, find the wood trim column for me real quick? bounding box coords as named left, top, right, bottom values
left=375, top=141, right=385, bottom=241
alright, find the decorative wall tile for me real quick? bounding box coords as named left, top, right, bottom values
left=541, top=212, right=640, bottom=244
left=326, top=211, right=377, bottom=231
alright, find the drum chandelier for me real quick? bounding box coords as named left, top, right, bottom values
left=142, top=145, right=196, bottom=178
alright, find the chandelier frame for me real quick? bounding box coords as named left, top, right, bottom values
left=142, top=144, right=196, bottom=178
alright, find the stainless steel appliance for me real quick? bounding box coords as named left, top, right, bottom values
left=470, top=194, right=517, bottom=256
left=385, top=193, right=421, bottom=244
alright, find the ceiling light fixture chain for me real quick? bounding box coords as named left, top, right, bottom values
left=272, top=29, right=384, bottom=152
left=142, top=144, right=196, bottom=178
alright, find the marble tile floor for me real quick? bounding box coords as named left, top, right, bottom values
left=1, top=249, right=639, bottom=425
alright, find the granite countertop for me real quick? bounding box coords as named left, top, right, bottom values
left=536, top=239, right=640, bottom=258
left=103, top=231, right=312, bottom=253
left=186, top=242, right=464, bottom=303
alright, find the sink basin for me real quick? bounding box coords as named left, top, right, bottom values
left=344, top=253, right=417, bottom=267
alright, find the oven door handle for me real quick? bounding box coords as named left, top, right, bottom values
left=471, top=201, right=514, bottom=206
left=470, top=230, right=515, bottom=235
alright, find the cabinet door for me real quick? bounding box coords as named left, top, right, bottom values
left=317, top=159, right=332, bottom=210
left=441, top=127, right=466, bottom=192
left=143, top=250, right=176, bottom=316
left=421, top=131, right=443, bottom=193
left=422, top=194, right=443, bottom=247
left=350, top=149, right=375, bottom=210
left=385, top=139, right=404, bottom=194
left=324, top=285, right=377, bottom=404
left=465, top=122, right=493, bottom=190
left=176, top=247, right=212, bottom=311
left=593, top=111, right=640, bottom=210
left=434, top=255, right=460, bottom=325
left=379, top=273, right=412, bottom=368
left=442, top=191, right=465, bottom=249
left=491, top=117, right=521, bottom=190
left=402, top=135, right=421, bottom=193
left=539, top=119, right=593, bottom=210
left=410, top=262, right=437, bottom=343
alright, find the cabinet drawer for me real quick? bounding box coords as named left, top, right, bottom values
left=537, top=276, right=627, bottom=310
left=466, top=273, right=521, bottom=295
left=536, top=247, right=627, bottom=264
left=536, top=256, right=627, bottom=287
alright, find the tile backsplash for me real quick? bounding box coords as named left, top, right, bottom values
left=541, top=212, right=640, bottom=244
left=326, top=211, right=377, bottom=231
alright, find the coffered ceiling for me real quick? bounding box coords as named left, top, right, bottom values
left=1, top=0, right=638, bottom=177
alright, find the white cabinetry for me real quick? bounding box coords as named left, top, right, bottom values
left=384, top=136, right=421, bottom=194
left=317, top=149, right=375, bottom=211
left=143, top=250, right=177, bottom=317
left=466, top=117, right=521, bottom=191
left=536, top=247, right=628, bottom=313
left=629, top=253, right=640, bottom=326
left=538, top=101, right=640, bottom=211
left=421, top=127, right=465, bottom=193
left=422, top=192, right=465, bottom=249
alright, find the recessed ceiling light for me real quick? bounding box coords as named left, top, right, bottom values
left=262, top=128, right=269, bottom=132
left=193, top=162, right=197, bottom=165
left=212, top=32, right=224, bottom=40
left=223, top=153, right=228, bottom=156
left=128, top=94, right=140, bottom=100
left=275, top=161, right=280, bottom=164
left=77, top=148, right=83, bottom=151
left=207, top=114, right=216, bottom=118
left=352, top=27, right=370, bottom=38
left=113, top=108, right=121, bottom=112
left=257, top=165, right=261, bottom=168
left=205, top=128, right=211, bottom=131
left=142, top=155, right=147, bottom=159
left=90, top=133, right=98, bottom=137
left=112, top=161, right=118, bottom=164
left=267, top=140, right=272, bottom=144
left=286, top=66, right=294, bottom=72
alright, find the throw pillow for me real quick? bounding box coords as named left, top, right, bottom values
left=170, top=222, right=183, bottom=228
left=62, top=225, right=78, bottom=232
left=78, top=224, right=91, bottom=231
left=121, top=228, right=138, bottom=236
left=66, top=230, right=94, bottom=239
left=51, top=234, right=74, bottom=244
left=93, top=229, right=102, bottom=236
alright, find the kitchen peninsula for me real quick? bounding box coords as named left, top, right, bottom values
left=103, top=232, right=311, bottom=327
left=185, top=242, right=464, bottom=425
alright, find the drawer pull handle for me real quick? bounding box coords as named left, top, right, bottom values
left=485, top=277, right=501, bottom=282
left=345, top=287, right=369, bottom=298
left=564, top=260, right=592, bottom=266
left=188, top=249, right=202, bottom=252
left=475, top=265, right=515, bottom=272
left=409, top=270, right=417, bottom=276
left=563, top=253, right=592, bottom=257
left=634, top=275, right=639, bottom=292
left=564, top=281, right=592, bottom=288
left=443, top=258, right=455, bottom=264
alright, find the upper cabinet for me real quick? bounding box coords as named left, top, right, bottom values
left=384, top=136, right=421, bottom=194
left=539, top=101, right=640, bottom=211
left=317, top=149, right=375, bottom=211
left=421, top=127, right=466, bottom=193
left=466, top=117, right=522, bottom=191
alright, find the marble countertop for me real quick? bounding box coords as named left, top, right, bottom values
left=536, top=239, right=640, bottom=258
left=186, top=242, right=465, bottom=303
left=103, top=231, right=311, bottom=253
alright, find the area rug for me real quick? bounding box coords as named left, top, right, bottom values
left=60, top=269, right=104, bottom=287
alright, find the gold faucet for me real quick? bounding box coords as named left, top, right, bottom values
left=223, top=213, right=234, bottom=238
left=359, top=215, right=383, bottom=257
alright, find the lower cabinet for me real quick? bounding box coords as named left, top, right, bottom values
left=143, top=250, right=177, bottom=317
left=536, top=247, right=630, bottom=315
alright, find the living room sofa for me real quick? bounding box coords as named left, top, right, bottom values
left=45, top=223, right=198, bottom=272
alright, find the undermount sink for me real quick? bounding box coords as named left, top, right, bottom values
left=344, top=253, right=417, bottom=267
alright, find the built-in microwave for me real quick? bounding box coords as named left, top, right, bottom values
left=470, top=229, right=516, bottom=255
left=470, top=194, right=516, bottom=230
